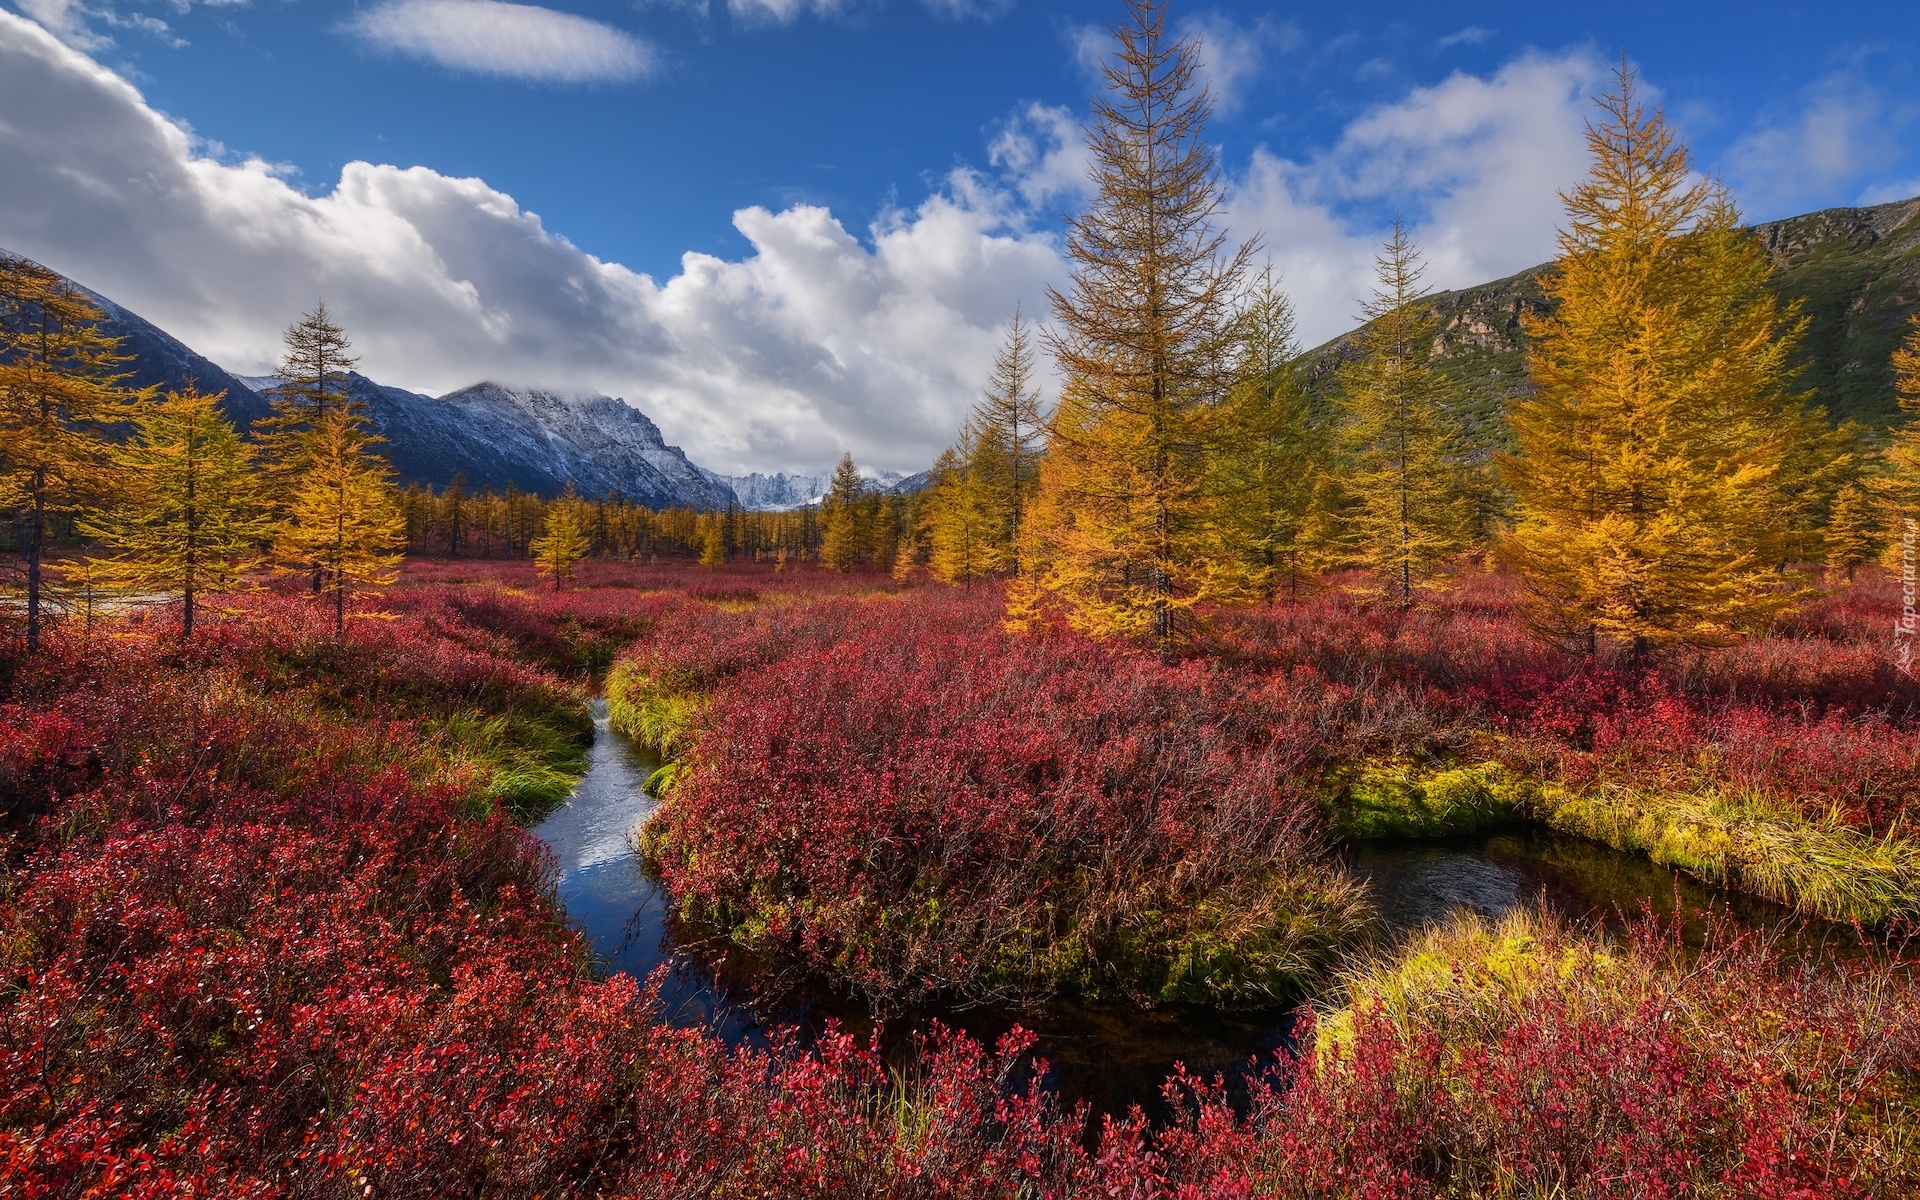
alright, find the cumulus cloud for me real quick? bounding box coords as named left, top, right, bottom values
left=1231, top=49, right=1603, bottom=343
left=348, top=0, right=652, bottom=83
left=987, top=103, right=1093, bottom=211
left=0, top=9, right=1056, bottom=473
left=0, top=9, right=1621, bottom=471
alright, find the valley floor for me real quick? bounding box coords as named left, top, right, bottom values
left=2, top=559, right=1916, bottom=1196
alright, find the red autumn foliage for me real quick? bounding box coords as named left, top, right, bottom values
left=2, top=561, right=1916, bottom=1196
left=637, top=587, right=1365, bottom=1009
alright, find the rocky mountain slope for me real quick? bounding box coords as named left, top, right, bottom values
left=1300, top=195, right=1920, bottom=440
left=234, top=374, right=735, bottom=509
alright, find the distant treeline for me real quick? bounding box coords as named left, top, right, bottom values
left=395, top=471, right=916, bottom=571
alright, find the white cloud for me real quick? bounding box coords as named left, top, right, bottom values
left=1437, top=26, right=1492, bottom=49
left=1230, top=49, right=1604, bottom=343
left=14, top=0, right=167, bottom=49
left=724, top=0, right=854, bottom=25
left=0, top=9, right=1055, bottom=474
left=1860, top=178, right=1920, bottom=207
left=1176, top=12, right=1300, bottom=112
left=918, top=0, right=1012, bottom=20
left=1726, top=71, right=1906, bottom=219
left=987, top=102, right=1093, bottom=210
left=0, top=10, right=1629, bottom=471
left=348, top=0, right=652, bottom=83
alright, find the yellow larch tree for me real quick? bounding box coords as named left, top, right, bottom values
left=1209, top=268, right=1336, bottom=603
left=279, top=405, right=404, bottom=636
left=1823, top=482, right=1875, bottom=583
left=1502, top=63, right=1811, bottom=652
left=819, top=453, right=867, bottom=572
left=0, top=255, right=144, bottom=651
left=925, top=442, right=994, bottom=585
left=1882, top=315, right=1920, bottom=566
left=80, top=386, right=267, bottom=638
left=533, top=484, right=593, bottom=588
left=1032, top=0, right=1252, bottom=659
left=256, top=304, right=363, bottom=590
left=256, top=303, right=361, bottom=485
left=1335, top=229, right=1473, bottom=604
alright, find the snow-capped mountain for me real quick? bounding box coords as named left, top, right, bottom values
left=701, top=467, right=921, bottom=511
left=4, top=248, right=738, bottom=509
left=241, top=374, right=735, bottom=510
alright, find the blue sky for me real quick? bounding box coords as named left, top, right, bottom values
left=64, top=0, right=1920, bottom=275
left=1, top=0, right=1916, bottom=472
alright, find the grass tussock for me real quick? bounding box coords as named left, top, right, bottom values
left=1535, top=781, right=1920, bottom=926
left=605, top=660, right=706, bottom=759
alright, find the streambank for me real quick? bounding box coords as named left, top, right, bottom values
left=535, top=707, right=1852, bottom=1115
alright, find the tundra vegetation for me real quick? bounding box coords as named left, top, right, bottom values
left=6, top=0, right=1920, bottom=1194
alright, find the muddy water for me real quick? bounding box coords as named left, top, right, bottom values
left=532, top=706, right=1837, bottom=1116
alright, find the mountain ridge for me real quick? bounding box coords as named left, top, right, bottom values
left=1299, top=194, right=1920, bottom=439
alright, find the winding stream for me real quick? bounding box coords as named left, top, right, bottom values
left=533, top=701, right=1833, bottom=1115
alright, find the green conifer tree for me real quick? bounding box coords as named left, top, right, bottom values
left=1212, top=268, right=1337, bottom=603
left=1336, top=224, right=1474, bottom=604
left=967, top=308, right=1046, bottom=575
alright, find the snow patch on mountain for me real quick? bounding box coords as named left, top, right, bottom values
left=701, top=467, right=916, bottom=511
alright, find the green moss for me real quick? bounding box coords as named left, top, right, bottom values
left=1330, top=760, right=1527, bottom=840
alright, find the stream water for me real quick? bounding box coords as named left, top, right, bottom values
left=531, top=701, right=1833, bottom=1115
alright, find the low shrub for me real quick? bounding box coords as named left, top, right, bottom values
left=639, top=588, right=1372, bottom=1010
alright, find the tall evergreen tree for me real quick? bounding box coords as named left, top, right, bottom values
left=80, top=387, right=266, bottom=638
left=968, top=308, right=1046, bottom=575
left=1211, top=268, right=1336, bottom=603
left=1032, top=0, right=1252, bottom=658
left=1824, top=482, right=1875, bottom=583
left=439, top=472, right=468, bottom=558
left=256, top=303, right=360, bottom=501
left=1502, top=63, right=1809, bottom=651
left=819, top=453, right=867, bottom=572
left=279, top=405, right=404, bottom=636
left=0, top=255, right=141, bottom=652
left=1337, top=225, right=1474, bottom=604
